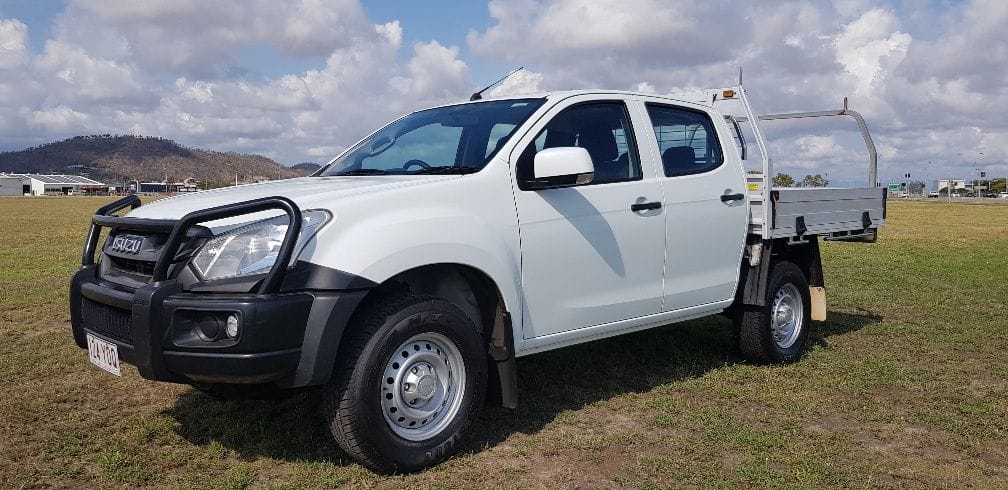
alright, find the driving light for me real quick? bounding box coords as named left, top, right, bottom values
left=191, top=209, right=331, bottom=281
left=225, top=314, right=239, bottom=339
left=196, top=313, right=221, bottom=340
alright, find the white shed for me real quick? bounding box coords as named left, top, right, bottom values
left=16, top=174, right=108, bottom=196
left=0, top=176, right=26, bottom=196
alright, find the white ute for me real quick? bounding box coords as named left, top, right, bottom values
left=69, top=85, right=885, bottom=472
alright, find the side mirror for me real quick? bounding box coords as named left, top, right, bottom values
left=531, top=147, right=594, bottom=188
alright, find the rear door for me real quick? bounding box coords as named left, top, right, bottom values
left=641, top=100, right=748, bottom=311
left=511, top=97, right=666, bottom=339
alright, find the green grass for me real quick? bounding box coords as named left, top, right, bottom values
left=1, top=196, right=1006, bottom=488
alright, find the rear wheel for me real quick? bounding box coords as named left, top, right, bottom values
left=323, top=294, right=486, bottom=473
left=736, top=261, right=811, bottom=363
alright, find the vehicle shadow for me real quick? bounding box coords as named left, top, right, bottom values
left=162, top=311, right=880, bottom=466
left=461, top=310, right=881, bottom=454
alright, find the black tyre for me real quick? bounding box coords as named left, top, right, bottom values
left=736, top=261, right=811, bottom=364
left=323, top=294, right=487, bottom=473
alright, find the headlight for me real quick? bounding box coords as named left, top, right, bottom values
left=190, top=209, right=331, bottom=281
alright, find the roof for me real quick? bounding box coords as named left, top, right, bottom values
left=435, top=89, right=719, bottom=111
left=474, top=89, right=641, bottom=102
left=8, top=174, right=107, bottom=186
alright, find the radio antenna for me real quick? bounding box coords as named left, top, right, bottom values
left=470, top=66, right=524, bottom=101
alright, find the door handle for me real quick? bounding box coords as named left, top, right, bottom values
left=631, top=201, right=662, bottom=212
left=720, top=193, right=745, bottom=202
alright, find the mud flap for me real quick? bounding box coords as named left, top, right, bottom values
left=810, top=286, right=826, bottom=321
left=487, top=310, right=518, bottom=409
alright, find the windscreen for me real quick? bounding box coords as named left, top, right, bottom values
left=318, top=98, right=545, bottom=176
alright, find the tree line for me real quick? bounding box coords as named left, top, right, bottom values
left=772, top=173, right=829, bottom=187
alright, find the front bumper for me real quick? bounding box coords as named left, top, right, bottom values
left=69, top=195, right=371, bottom=388
left=70, top=265, right=368, bottom=386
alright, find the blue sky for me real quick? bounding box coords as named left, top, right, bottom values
left=365, top=2, right=500, bottom=80
left=0, top=0, right=1003, bottom=185
left=1, top=0, right=506, bottom=87
left=0, top=1, right=63, bottom=50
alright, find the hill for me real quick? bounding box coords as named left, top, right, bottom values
left=291, top=162, right=322, bottom=174
left=0, top=135, right=311, bottom=186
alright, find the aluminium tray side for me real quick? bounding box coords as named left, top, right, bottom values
left=762, top=187, right=886, bottom=238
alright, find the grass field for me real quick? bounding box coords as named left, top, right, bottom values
left=1, top=197, right=1006, bottom=488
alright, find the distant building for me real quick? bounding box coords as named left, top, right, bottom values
left=0, top=175, right=26, bottom=196
left=139, top=182, right=168, bottom=193
left=171, top=177, right=199, bottom=193
left=934, top=179, right=967, bottom=194
left=0, top=173, right=108, bottom=196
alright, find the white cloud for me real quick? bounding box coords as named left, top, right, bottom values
left=0, top=4, right=473, bottom=163
left=834, top=9, right=911, bottom=96
left=25, top=105, right=90, bottom=132
left=795, top=135, right=843, bottom=159
left=487, top=69, right=543, bottom=97
left=0, top=19, right=29, bottom=69
left=54, top=0, right=373, bottom=76
left=33, top=41, right=151, bottom=106
left=466, top=0, right=1007, bottom=183
left=0, top=0, right=1004, bottom=184
left=470, top=0, right=745, bottom=65
left=634, top=82, right=656, bottom=94
left=306, top=145, right=343, bottom=158
left=391, top=41, right=470, bottom=99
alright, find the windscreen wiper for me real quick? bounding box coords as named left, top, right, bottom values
left=410, top=166, right=480, bottom=175
left=333, top=168, right=398, bottom=176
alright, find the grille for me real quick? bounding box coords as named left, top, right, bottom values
left=81, top=297, right=133, bottom=344
left=108, top=256, right=156, bottom=276
left=102, top=229, right=204, bottom=284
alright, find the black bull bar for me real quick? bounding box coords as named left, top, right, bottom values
left=80, top=194, right=303, bottom=294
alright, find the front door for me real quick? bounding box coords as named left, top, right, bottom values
left=513, top=100, right=666, bottom=339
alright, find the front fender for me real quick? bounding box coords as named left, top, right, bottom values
left=301, top=166, right=523, bottom=324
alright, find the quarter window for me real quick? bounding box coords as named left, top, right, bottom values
left=646, top=104, right=724, bottom=177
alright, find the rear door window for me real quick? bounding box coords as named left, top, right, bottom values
left=646, top=104, right=724, bottom=177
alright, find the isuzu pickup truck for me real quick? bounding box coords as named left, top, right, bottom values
left=70, top=85, right=885, bottom=472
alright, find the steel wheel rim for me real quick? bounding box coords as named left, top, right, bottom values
left=380, top=332, right=466, bottom=441
left=771, top=283, right=804, bottom=349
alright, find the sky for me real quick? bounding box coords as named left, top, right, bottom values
left=0, top=0, right=1004, bottom=186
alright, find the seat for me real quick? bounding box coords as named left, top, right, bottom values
left=577, top=123, right=618, bottom=161
left=661, top=146, right=696, bottom=176
left=517, top=129, right=575, bottom=181
left=544, top=129, right=575, bottom=149
left=577, top=123, right=626, bottom=182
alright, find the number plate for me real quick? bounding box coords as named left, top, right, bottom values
left=86, top=332, right=122, bottom=376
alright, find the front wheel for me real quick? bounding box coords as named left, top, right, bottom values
left=323, top=295, right=486, bottom=473
left=736, top=261, right=811, bottom=364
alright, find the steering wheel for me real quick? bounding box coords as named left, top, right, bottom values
left=402, top=159, right=431, bottom=171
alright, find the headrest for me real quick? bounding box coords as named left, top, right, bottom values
left=578, top=123, right=618, bottom=162
left=544, top=129, right=575, bottom=148
left=661, top=146, right=696, bottom=174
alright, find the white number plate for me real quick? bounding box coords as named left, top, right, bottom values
left=86, top=332, right=122, bottom=376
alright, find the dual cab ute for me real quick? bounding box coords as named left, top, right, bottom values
left=70, top=85, right=885, bottom=472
